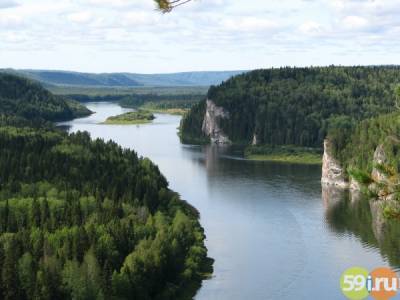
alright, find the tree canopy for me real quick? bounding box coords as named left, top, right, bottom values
left=181, top=66, right=400, bottom=147
left=0, top=73, right=91, bottom=122
left=0, top=73, right=210, bottom=299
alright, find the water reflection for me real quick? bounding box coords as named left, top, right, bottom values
left=62, top=102, right=400, bottom=299
left=323, top=186, right=400, bottom=271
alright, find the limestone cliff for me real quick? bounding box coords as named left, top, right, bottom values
left=321, top=139, right=349, bottom=188
left=252, top=133, right=258, bottom=145
left=371, top=144, right=390, bottom=184
left=202, top=99, right=231, bottom=144
left=368, top=140, right=400, bottom=201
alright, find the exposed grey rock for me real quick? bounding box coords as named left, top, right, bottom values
left=252, top=133, right=258, bottom=145
left=350, top=178, right=362, bottom=191
left=321, top=139, right=349, bottom=188
left=371, top=144, right=389, bottom=184
left=202, top=99, right=231, bottom=145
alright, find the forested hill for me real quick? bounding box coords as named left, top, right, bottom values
left=180, top=66, right=400, bottom=147
left=0, top=73, right=91, bottom=121
left=0, top=128, right=209, bottom=299
left=5, top=69, right=245, bottom=88
left=0, top=73, right=210, bottom=298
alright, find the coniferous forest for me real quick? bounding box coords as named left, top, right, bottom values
left=181, top=66, right=400, bottom=146
left=0, top=73, right=209, bottom=299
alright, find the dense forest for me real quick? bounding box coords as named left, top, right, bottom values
left=181, top=66, right=400, bottom=147
left=0, top=73, right=210, bottom=299
left=328, top=111, right=400, bottom=218
left=119, top=94, right=202, bottom=110
left=67, top=93, right=202, bottom=113
left=0, top=74, right=91, bottom=122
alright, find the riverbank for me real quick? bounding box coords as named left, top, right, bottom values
left=143, top=107, right=188, bottom=115
left=245, top=145, right=322, bottom=165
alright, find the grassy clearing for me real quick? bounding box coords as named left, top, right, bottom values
left=245, top=145, right=322, bottom=165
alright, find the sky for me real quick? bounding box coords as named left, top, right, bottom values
left=0, top=0, right=399, bottom=73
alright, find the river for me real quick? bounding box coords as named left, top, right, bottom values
left=60, top=102, right=400, bottom=300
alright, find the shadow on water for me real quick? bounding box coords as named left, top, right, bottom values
left=323, top=186, right=400, bottom=271
left=182, top=144, right=322, bottom=192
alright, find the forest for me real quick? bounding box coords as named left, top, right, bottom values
left=65, top=92, right=203, bottom=115
left=0, top=74, right=91, bottom=122
left=180, top=66, right=400, bottom=147
left=0, top=73, right=210, bottom=299
left=328, top=110, right=400, bottom=219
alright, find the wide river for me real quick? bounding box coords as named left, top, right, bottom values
left=61, top=102, right=400, bottom=300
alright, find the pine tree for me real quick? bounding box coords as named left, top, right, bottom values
left=2, top=238, right=20, bottom=300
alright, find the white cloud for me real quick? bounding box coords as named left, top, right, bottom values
left=67, top=11, right=92, bottom=24
left=342, top=15, right=368, bottom=30
left=0, top=14, right=23, bottom=27
left=0, top=0, right=399, bottom=72
left=299, top=21, right=324, bottom=35
left=121, top=11, right=158, bottom=27
left=221, top=17, right=279, bottom=32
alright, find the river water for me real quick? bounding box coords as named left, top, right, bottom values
left=60, top=102, right=400, bottom=300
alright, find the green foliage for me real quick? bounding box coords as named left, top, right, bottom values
left=347, top=167, right=372, bottom=185
left=119, top=93, right=203, bottom=109
left=0, top=73, right=91, bottom=122
left=182, top=66, right=400, bottom=147
left=103, top=111, right=156, bottom=125
left=180, top=99, right=210, bottom=144
left=0, top=127, right=209, bottom=299
left=395, top=85, right=400, bottom=110
left=245, top=144, right=322, bottom=164
left=331, top=112, right=400, bottom=173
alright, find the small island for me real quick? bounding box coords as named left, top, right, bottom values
left=103, top=111, right=155, bottom=125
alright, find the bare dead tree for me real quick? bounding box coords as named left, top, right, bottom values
left=154, top=0, right=193, bottom=13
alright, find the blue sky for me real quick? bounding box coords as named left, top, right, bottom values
left=0, top=0, right=399, bottom=73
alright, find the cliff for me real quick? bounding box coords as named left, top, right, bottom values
left=322, top=136, right=400, bottom=202
left=321, top=139, right=349, bottom=188
left=201, top=99, right=231, bottom=144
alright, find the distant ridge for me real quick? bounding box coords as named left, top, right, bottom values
left=3, top=69, right=246, bottom=88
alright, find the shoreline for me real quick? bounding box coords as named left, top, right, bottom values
left=245, top=153, right=322, bottom=165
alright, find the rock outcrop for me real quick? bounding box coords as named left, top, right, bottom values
left=371, top=144, right=389, bottom=184
left=321, top=139, right=349, bottom=188
left=202, top=99, right=231, bottom=144
left=252, top=133, right=258, bottom=145
left=350, top=178, right=362, bottom=191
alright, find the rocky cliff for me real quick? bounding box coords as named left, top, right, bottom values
left=321, top=139, right=349, bottom=188
left=322, top=136, right=400, bottom=199
left=201, top=99, right=231, bottom=144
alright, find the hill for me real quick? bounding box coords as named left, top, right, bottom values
left=0, top=127, right=209, bottom=299
left=0, top=73, right=91, bottom=122
left=180, top=66, right=400, bottom=148
left=5, top=69, right=246, bottom=88
left=0, top=74, right=210, bottom=298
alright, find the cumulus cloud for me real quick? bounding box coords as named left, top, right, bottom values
left=0, top=0, right=399, bottom=72
left=221, top=17, right=279, bottom=32
left=342, top=15, right=369, bottom=30
left=299, top=21, right=324, bottom=35
left=67, top=11, right=92, bottom=24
